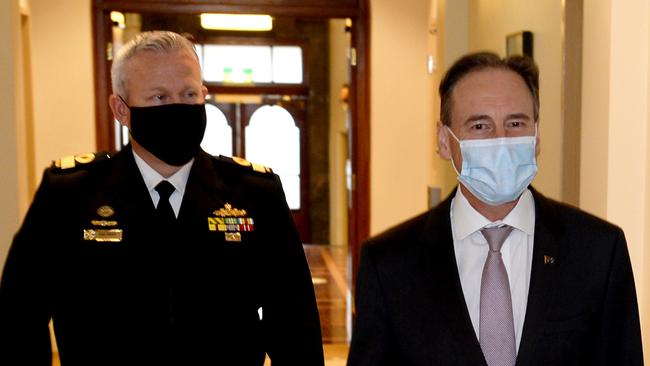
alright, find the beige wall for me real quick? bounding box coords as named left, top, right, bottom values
left=432, top=0, right=468, bottom=199
left=370, top=0, right=435, bottom=234
left=0, top=0, right=24, bottom=272
left=582, top=0, right=650, bottom=359
left=29, top=0, right=96, bottom=183
left=0, top=0, right=96, bottom=271
left=467, top=0, right=564, bottom=201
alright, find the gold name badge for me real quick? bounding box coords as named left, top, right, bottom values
left=83, top=229, right=123, bottom=242
left=225, top=232, right=242, bottom=242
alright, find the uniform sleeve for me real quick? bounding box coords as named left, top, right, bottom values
left=595, top=228, right=644, bottom=365
left=262, top=174, right=324, bottom=365
left=0, top=171, right=55, bottom=365
left=347, top=242, right=395, bottom=366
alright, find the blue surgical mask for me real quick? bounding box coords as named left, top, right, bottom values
left=447, top=127, right=538, bottom=205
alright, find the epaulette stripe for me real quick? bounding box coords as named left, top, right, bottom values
left=251, top=163, right=266, bottom=174
left=60, top=156, right=76, bottom=169
left=219, top=155, right=272, bottom=174
left=51, top=152, right=112, bottom=170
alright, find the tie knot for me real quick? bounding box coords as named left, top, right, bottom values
left=480, top=225, right=513, bottom=252
left=155, top=180, right=175, bottom=201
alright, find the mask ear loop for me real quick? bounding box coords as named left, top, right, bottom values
left=446, top=127, right=463, bottom=179
left=117, top=95, right=131, bottom=109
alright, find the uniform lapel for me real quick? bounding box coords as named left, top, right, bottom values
left=515, top=189, right=562, bottom=365
left=177, top=150, right=228, bottom=226
left=102, top=147, right=157, bottom=229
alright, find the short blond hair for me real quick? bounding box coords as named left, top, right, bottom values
left=111, top=31, right=199, bottom=98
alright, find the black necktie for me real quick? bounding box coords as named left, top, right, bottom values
left=155, top=180, right=176, bottom=222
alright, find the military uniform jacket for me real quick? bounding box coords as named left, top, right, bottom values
left=0, top=147, right=324, bottom=365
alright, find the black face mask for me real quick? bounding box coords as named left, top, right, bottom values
left=126, top=102, right=207, bottom=166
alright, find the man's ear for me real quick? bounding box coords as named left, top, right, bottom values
left=201, top=85, right=208, bottom=100
left=109, top=94, right=130, bottom=128
left=437, top=121, right=452, bottom=160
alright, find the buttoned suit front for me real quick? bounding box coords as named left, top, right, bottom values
left=347, top=189, right=642, bottom=366
left=0, top=147, right=324, bottom=365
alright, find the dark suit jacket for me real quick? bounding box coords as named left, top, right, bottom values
left=348, top=189, right=643, bottom=365
left=0, top=147, right=324, bottom=366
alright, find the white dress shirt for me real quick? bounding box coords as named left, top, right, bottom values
left=132, top=150, right=194, bottom=218
left=450, top=187, right=535, bottom=352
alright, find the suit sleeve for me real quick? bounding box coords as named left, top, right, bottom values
left=595, top=228, right=644, bottom=365
left=262, top=174, right=324, bottom=365
left=348, top=243, right=396, bottom=366
left=0, top=171, right=55, bottom=365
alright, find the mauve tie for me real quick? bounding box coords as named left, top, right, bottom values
left=479, top=225, right=516, bottom=366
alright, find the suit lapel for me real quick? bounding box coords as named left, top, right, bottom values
left=416, top=195, right=486, bottom=364
left=516, top=189, right=562, bottom=365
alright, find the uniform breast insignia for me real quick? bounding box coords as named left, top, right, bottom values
left=208, top=203, right=255, bottom=242
left=83, top=205, right=122, bottom=243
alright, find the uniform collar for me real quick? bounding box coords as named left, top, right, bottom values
left=132, top=149, right=194, bottom=195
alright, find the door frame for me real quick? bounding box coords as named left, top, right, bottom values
left=91, top=0, right=370, bottom=286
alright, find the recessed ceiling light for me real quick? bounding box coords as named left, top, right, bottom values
left=200, top=14, right=273, bottom=31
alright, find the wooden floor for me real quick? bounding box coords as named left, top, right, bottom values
left=52, top=244, right=351, bottom=365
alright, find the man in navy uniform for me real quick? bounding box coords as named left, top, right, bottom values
left=0, top=31, right=324, bottom=365
left=347, top=52, right=643, bottom=365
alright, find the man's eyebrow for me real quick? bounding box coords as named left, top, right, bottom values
left=505, top=113, right=531, bottom=120
left=144, top=87, right=168, bottom=94
left=464, top=114, right=492, bottom=124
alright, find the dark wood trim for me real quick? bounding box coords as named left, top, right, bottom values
left=348, top=0, right=370, bottom=294
left=91, top=7, right=113, bottom=151
left=93, top=1, right=359, bottom=18
left=198, top=35, right=308, bottom=46
left=205, top=83, right=309, bottom=96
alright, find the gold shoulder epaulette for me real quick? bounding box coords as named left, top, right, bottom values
left=220, top=155, right=273, bottom=174
left=52, top=152, right=112, bottom=170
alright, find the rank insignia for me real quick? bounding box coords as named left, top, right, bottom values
left=208, top=203, right=255, bottom=241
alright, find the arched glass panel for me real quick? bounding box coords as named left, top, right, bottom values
left=201, top=103, right=233, bottom=157
left=245, top=105, right=300, bottom=209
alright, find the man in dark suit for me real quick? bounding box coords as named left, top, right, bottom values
left=347, top=52, right=643, bottom=365
left=0, top=31, right=324, bottom=365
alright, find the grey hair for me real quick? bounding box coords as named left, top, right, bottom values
left=111, top=31, right=200, bottom=98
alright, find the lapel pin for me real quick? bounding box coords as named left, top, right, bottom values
left=544, top=255, right=556, bottom=265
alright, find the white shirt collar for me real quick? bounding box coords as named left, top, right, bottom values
left=131, top=149, right=194, bottom=195
left=450, top=187, right=536, bottom=240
